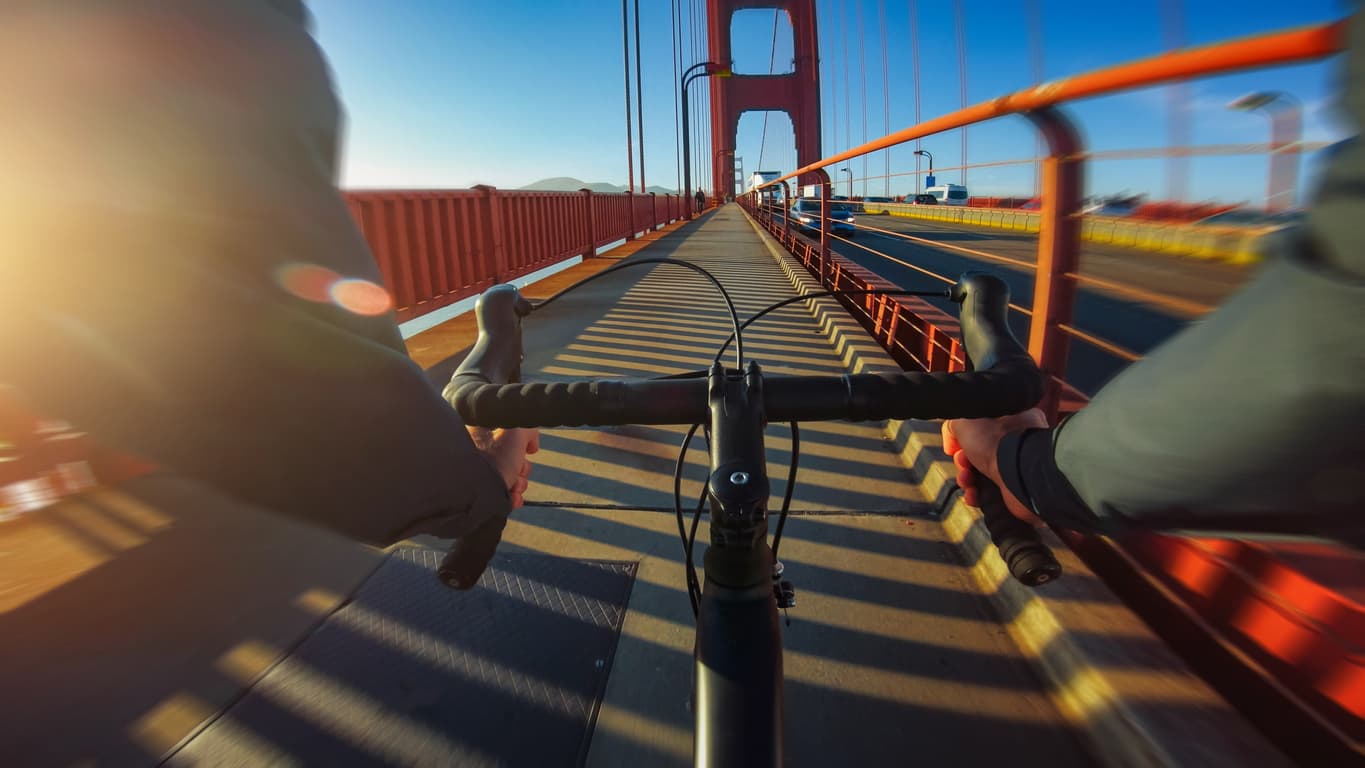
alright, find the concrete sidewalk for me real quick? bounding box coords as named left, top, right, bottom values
left=486, top=205, right=1093, bottom=766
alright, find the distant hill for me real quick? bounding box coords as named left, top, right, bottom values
left=519, top=177, right=678, bottom=195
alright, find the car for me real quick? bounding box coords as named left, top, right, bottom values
left=1082, top=201, right=1138, bottom=217
left=862, top=196, right=894, bottom=214
left=1195, top=208, right=1305, bottom=230
left=910, top=193, right=937, bottom=205
left=786, top=199, right=857, bottom=236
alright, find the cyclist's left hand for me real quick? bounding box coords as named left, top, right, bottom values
left=468, top=426, right=540, bottom=509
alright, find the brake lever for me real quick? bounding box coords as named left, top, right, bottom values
left=440, top=284, right=533, bottom=590
left=951, top=271, right=1061, bottom=587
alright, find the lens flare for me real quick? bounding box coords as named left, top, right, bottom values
left=330, top=278, right=393, bottom=316
left=276, top=263, right=342, bottom=303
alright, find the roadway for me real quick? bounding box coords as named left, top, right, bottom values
left=831, top=212, right=1258, bottom=394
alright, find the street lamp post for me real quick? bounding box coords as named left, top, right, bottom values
left=840, top=168, right=853, bottom=199
left=1228, top=91, right=1302, bottom=213
left=681, top=61, right=732, bottom=218
left=913, top=150, right=934, bottom=194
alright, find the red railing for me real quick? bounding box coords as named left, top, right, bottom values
left=344, top=188, right=687, bottom=321
left=742, top=19, right=1357, bottom=762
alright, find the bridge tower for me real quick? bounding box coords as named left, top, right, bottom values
left=706, top=0, right=822, bottom=199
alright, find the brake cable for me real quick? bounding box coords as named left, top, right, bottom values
left=532, top=257, right=746, bottom=371
left=710, top=288, right=950, bottom=367
left=536, top=266, right=948, bottom=617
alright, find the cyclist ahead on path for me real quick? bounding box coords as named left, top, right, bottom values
left=946, top=13, right=1365, bottom=547
left=0, top=0, right=538, bottom=545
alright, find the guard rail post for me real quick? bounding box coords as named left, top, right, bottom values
left=781, top=181, right=792, bottom=240
left=580, top=189, right=596, bottom=259
left=1025, top=108, right=1084, bottom=421
left=815, top=168, right=833, bottom=287
left=626, top=190, right=636, bottom=241
left=474, top=185, right=509, bottom=283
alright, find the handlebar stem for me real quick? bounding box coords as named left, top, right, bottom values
left=704, top=362, right=772, bottom=570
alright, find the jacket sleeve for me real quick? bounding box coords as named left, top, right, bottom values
left=998, top=239, right=1365, bottom=541
left=995, top=13, right=1365, bottom=542
left=0, top=0, right=510, bottom=545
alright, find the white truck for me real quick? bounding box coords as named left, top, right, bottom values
left=799, top=184, right=850, bottom=199
left=747, top=171, right=782, bottom=195
left=924, top=183, right=969, bottom=206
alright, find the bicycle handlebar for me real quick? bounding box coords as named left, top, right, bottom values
left=437, top=273, right=1061, bottom=590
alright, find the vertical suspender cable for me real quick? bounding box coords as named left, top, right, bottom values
left=879, top=0, right=891, bottom=196
left=622, top=0, right=636, bottom=194
left=688, top=0, right=698, bottom=201
left=758, top=10, right=780, bottom=171
left=1027, top=0, right=1044, bottom=196
left=635, top=0, right=646, bottom=196
left=827, top=0, right=838, bottom=159
left=1162, top=0, right=1190, bottom=202
left=841, top=0, right=851, bottom=159
left=910, top=0, right=922, bottom=194
left=700, top=1, right=709, bottom=198
left=954, top=0, right=967, bottom=187
left=673, top=0, right=682, bottom=192
left=857, top=0, right=868, bottom=197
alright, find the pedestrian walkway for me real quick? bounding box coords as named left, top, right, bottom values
left=2, top=205, right=1281, bottom=768
left=482, top=205, right=1090, bottom=766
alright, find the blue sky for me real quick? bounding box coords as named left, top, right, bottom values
left=309, top=0, right=1352, bottom=204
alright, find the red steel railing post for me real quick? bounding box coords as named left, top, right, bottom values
left=625, top=190, right=636, bottom=241
left=650, top=192, right=658, bottom=231
left=474, top=185, right=509, bottom=283
left=580, top=188, right=596, bottom=258
left=781, top=181, right=792, bottom=240
left=1025, top=107, right=1084, bottom=421
left=815, top=168, right=832, bottom=287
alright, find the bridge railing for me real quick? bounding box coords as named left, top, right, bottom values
left=345, top=188, right=685, bottom=321
left=742, top=20, right=1358, bottom=758
left=746, top=20, right=1344, bottom=419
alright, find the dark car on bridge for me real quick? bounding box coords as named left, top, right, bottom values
left=786, top=199, right=857, bottom=236
left=862, top=196, right=894, bottom=214
left=910, top=193, right=937, bottom=205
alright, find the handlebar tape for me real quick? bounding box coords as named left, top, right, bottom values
left=438, top=513, right=509, bottom=590
left=449, top=365, right=1044, bottom=428
left=975, top=478, right=1062, bottom=587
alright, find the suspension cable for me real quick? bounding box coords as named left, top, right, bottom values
left=910, top=0, right=922, bottom=193
left=954, top=0, right=968, bottom=187
left=672, top=0, right=681, bottom=191
left=634, top=0, right=646, bottom=194
left=878, top=0, right=890, bottom=196
left=758, top=10, right=780, bottom=170
left=621, top=0, right=634, bottom=193
left=857, top=0, right=868, bottom=198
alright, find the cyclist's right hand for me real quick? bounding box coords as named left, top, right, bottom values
left=942, top=409, right=1046, bottom=522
